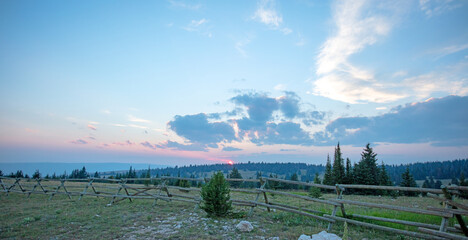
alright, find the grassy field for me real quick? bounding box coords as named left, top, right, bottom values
left=1, top=183, right=465, bottom=240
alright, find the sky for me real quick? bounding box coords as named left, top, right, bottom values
left=0, top=0, right=467, bottom=167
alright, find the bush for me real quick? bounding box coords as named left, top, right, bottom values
left=308, top=186, right=322, bottom=198
left=200, top=171, right=232, bottom=217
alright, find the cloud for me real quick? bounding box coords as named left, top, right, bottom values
left=140, top=141, right=157, bottom=150
left=168, top=0, right=201, bottom=10
left=113, top=140, right=134, bottom=146
left=429, top=43, right=468, bottom=59
left=253, top=0, right=292, bottom=35
left=168, top=113, right=236, bottom=144
left=419, top=0, right=463, bottom=17
left=183, top=18, right=212, bottom=37
left=164, top=91, right=326, bottom=148
left=312, top=0, right=405, bottom=104
left=222, top=146, right=242, bottom=152
left=128, top=115, right=151, bottom=123
left=315, top=95, right=468, bottom=146
left=70, top=139, right=87, bottom=145
left=87, top=124, right=97, bottom=131
left=402, top=61, right=468, bottom=98
left=157, top=140, right=208, bottom=152
left=235, top=38, right=251, bottom=58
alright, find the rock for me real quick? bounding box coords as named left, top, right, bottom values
left=298, top=234, right=312, bottom=240
left=236, top=221, right=254, bottom=232
left=311, top=231, right=342, bottom=240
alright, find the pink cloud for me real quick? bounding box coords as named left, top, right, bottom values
left=87, top=124, right=97, bottom=131
left=70, top=139, right=88, bottom=145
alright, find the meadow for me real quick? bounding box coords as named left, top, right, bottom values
left=1, top=181, right=464, bottom=240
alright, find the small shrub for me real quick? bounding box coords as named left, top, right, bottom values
left=308, top=187, right=322, bottom=198
left=199, top=171, right=232, bottom=217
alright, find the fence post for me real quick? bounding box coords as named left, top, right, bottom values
left=28, top=178, right=43, bottom=198
left=0, top=178, right=7, bottom=195
left=79, top=178, right=94, bottom=200
left=328, top=184, right=346, bottom=231
left=441, top=185, right=468, bottom=236
left=249, top=178, right=267, bottom=216
left=49, top=179, right=71, bottom=200
left=153, top=179, right=167, bottom=206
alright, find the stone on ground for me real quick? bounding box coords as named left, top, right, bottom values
left=298, top=231, right=342, bottom=240
left=236, top=221, right=254, bottom=232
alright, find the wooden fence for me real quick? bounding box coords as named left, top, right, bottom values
left=1, top=176, right=468, bottom=240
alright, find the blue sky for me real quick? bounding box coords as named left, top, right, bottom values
left=0, top=0, right=467, bottom=166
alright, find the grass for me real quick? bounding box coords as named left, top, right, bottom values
left=1, top=180, right=467, bottom=239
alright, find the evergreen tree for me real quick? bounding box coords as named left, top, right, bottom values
left=344, top=158, right=353, bottom=184
left=354, top=144, right=380, bottom=193
left=199, top=171, right=232, bottom=217
left=459, top=173, right=468, bottom=198
left=290, top=172, right=299, bottom=189
left=93, top=171, right=100, bottom=178
left=332, top=143, right=345, bottom=184
left=0, top=170, right=3, bottom=176
left=451, top=177, right=460, bottom=186
left=144, top=166, right=151, bottom=186
left=228, top=167, right=243, bottom=188
left=32, top=169, right=41, bottom=179
left=378, top=162, right=392, bottom=195
left=421, top=179, right=430, bottom=197
left=323, top=154, right=333, bottom=186
left=400, top=167, right=418, bottom=196
left=15, top=170, right=24, bottom=178
left=313, top=173, right=321, bottom=184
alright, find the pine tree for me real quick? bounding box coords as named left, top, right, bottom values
left=421, top=179, right=430, bottom=197
left=228, top=167, right=243, bottom=188
left=323, top=154, right=333, bottom=186
left=32, top=169, right=41, bottom=179
left=460, top=173, right=468, bottom=198
left=290, top=172, right=299, bottom=189
left=378, top=162, right=392, bottom=195
left=200, top=171, right=232, bottom=217
left=400, top=167, right=418, bottom=196
left=344, top=158, right=353, bottom=184
left=354, top=144, right=380, bottom=186
left=313, top=173, right=321, bottom=184
left=332, top=143, right=345, bottom=184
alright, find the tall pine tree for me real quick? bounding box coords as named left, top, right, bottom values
left=323, top=154, right=333, bottom=186
left=344, top=158, right=353, bottom=184
left=400, top=167, right=418, bottom=196
left=332, top=143, right=345, bottom=184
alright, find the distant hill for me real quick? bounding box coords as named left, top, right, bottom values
left=126, top=159, right=468, bottom=184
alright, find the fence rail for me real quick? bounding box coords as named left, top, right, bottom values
left=1, top=176, right=468, bottom=239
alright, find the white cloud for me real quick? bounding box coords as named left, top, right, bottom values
left=128, top=115, right=151, bottom=123
left=312, top=0, right=405, bottom=104
left=313, top=74, right=404, bottom=104
left=429, top=43, right=468, bottom=59
left=402, top=61, right=468, bottom=98
left=183, top=18, right=212, bottom=37
left=392, top=70, right=408, bottom=78
left=168, top=0, right=201, bottom=10
left=419, top=0, right=463, bottom=17
left=235, top=38, right=251, bottom=57
left=274, top=84, right=286, bottom=91
left=253, top=0, right=292, bottom=35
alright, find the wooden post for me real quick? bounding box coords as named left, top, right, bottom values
left=153, top=179, right=167, bottom=206
left=28, top=178, right=44, bottom=198
left=441, top=185, right=468, bottom=236
left=49, top=179, right=71, bottom=200
left=328, top=184, right=346, bottom=231
left=109, top=181, right=124, bottom=205
left=79, top=179, right=94, bottom=200
left=249, top=178, right=267, bottom=216
left=121, top=179, right=132, bottom=203
left=0, top=178, right=7, bottom=195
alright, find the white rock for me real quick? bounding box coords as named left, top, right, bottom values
left=236, top=221, right=254, bottom=232
left=311, top=231, right=342, bottom=240
left=298, top=234, right=312, bottom=240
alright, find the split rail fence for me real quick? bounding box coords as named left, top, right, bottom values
left=1, top=176, right=468, bottom=240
